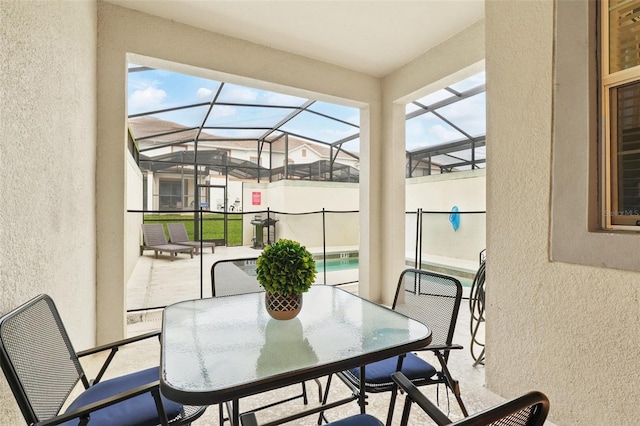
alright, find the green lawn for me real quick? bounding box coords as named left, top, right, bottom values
left=143, top=213, right=243, bottom=246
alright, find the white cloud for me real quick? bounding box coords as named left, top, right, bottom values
left=224, top=85, right=258, bottom=103
left=196, top=87, right=213, bottom=100
left=262, top=92, right=306, bottom=106
left=428, top=124, right=462, bottom=141
left=211, top=105, right=237, bottom=119
left=129, top=86, right=167, bottom=112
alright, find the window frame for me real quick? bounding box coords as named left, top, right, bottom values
left=550, top=0, right=640, bottom=272
left=601, top=0, right=640, bottom=230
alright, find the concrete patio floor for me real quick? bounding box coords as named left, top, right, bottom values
left=118, top=246, right=551, bottom=425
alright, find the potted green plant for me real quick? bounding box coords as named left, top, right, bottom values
left=256, top=239, right=317, bottom=320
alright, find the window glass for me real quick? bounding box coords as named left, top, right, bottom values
left=609, top=81, right=640, bottom=222
left=608, top=0, right=640, bottom=73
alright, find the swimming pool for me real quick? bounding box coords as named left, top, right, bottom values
left=315, top=257, right=359, bottom=272
left=316, top=256, right=474, bottom=287
left=233, top=254, right=473, bottom=287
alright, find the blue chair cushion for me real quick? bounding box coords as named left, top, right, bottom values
left=61, top=367, right=183, bottom=426
left=327, top=413, right=384, bottom=426
left=348, top=352, right=437, bottom=385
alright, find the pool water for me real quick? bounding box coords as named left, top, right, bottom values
left=315, top=257, right=359, bottom=272
left=315, top=257, right=474, bottom=287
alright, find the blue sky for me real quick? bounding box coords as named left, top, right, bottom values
left=405, top=71, right=486, bottom=150
left=128, top=65, right=485, bottom=153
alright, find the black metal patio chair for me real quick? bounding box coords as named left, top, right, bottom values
left=211, top=258, right=322, bottom=425
left=0, top=294, right=206, bottom=425
left=242, top=372, right=549, bottom=426
left=392, top=372, right=549, bottom=426
left=320, top=268, right=467, bottom=425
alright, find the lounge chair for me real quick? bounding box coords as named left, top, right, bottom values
left=167, top=222, right=215, bottom=254
left=140, top=223, right=194, bottom=260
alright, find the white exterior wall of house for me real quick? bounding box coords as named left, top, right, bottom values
left=483, top=1, right=640, bottom=423
left=226, top=146, right=256, bottom=163
left=208, top=176, right=244, bottom=211
left=1, top=0, right=98, bottom=362
left=260, top=144, right=359, bottom=169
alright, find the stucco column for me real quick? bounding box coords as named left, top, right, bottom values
left=96, top=11, right=128, bottom=343
left=358, top=95, right=404, bottom=305
left=357, top=103, right=381, bottom=301
left=379, top=101, right=407, bottom=305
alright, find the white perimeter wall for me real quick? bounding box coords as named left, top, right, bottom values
left=406, top=169, right=486, bottom=266
left=242, top=181, right=360, bottom=249
left=243, top=172, right=486, bottom=270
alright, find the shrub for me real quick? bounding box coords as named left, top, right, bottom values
left=256, top=239, right=316, bottom=296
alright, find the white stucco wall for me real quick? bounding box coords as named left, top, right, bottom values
left=0, top=2, right=97, bottom=340
left=242, top=181, right=359, bottom=249
left=405, top=170, right=486, bottom=265
left=486, top=1, right=640, bottom=424
left=0, top=1, right=97, bottom=423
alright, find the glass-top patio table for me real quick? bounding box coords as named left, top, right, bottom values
left=160, top=285, right=432, bottom=425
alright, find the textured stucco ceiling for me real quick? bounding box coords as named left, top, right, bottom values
left=106, top=0, right=484, bottom=77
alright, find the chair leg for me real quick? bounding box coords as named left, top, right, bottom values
left=385, top=353, right=406, bottom=426
left=399, top=394, right=414, bottom=426
left=225, top=399, right=239, bottom=426
left=151, top=387, right=170, bottom=426
left=435, top=351, right=468, bottom=416
left=314, top=378, right=323, bottom=403
left=317, top=374, right=333, bottom=424
left=219, top=402, right=225, bottom=425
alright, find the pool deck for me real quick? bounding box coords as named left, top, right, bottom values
left=127, top=245, right=359, bottom=315
left=123, top=246, right=554, bottom=426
